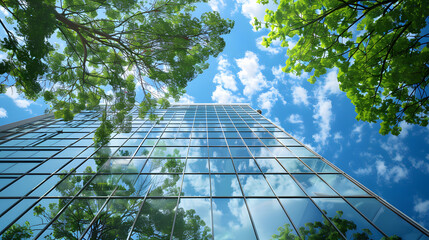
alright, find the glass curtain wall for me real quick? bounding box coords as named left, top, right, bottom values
left=0, top=104, right=428, bottom=239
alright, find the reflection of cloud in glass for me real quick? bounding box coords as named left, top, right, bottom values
left=182, top=175, right=210, bottom=196
left=294, top=175, right=337, bottom=196
left=239, top=175, right=274, bottom=196
left=320, top=174, right=368, bottom=196
left=256, top=159, right=285, bottom=172
left=246, top=199, right=296, bottom=239
left=212, top=199, right=256, bottom=240
left=266, top=175, right=305, bottom=196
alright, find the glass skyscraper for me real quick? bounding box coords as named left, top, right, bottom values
left=0, top=104, right=428, bottom=239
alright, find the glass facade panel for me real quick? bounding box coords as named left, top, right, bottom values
left=0, top=104, right=426, bottom=239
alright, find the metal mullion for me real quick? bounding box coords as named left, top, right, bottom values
left=233, top=105, right=347, bottom=239
left=0, top=127, right=98, bottom=220
left=228, top=107, right=303, bottom=238
left=76, top=117, right=153, bottom=239
left=206, top=105, right=215, bottom=240
left=0, top=126, right=95, bottom=193
left=30, top=110, right=145, bottom=239
left=0, top=135, right=107, bottom=236
left=216, top=105, right=260, bottom=240
left=125, top=109, right=177, bottom=236
left=243, top=106, right=429, bottom=237
left=0, top=115, right=60, bottom=145
left=126, top=184, right=154, bottom=240
left=169, top=105, right=197, bottom=239
left=239, top=106, right=347, bottom=239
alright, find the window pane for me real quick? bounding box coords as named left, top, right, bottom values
left=238, top=175, right=274, bottom=196
left=293, top=175, right=337, bottom=196
left=173, top=198, right=212, bottom=239
left=211, top=174, right=241, bottom=196
left=212, top=198, right=257, bottom=240
left=347, top=198, right=426, bottom=239
left=182, top=175, right=210, bottom=196
left=266, top=175, right=305, bottom=196
left=313, top=198, right=384, bottom=239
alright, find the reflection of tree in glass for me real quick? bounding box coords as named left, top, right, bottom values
left=271, top=211, right=401, bottom=240
left=2, top=148, right=210, bottom=239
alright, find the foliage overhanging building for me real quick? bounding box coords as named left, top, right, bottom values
left=0, top=104, right=428, bottom=239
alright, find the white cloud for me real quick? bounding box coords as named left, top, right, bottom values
left=376, top=160, right=408, bottom=183
left=322, top=69, right=341, bottom=95
left=380, top=122, right=413, bottom=162
left=178, top=94, right=195, bottom=104
left=312, top=97, right=332, bottom=145
left=376, top=160, right=387, bottom=176
left=235, top=51, right=267, bottom=98
left=0, top=6, right=9, bottom=16
left=256, top=36, right=282, bottom=54
left=333, top=132, right=343, bottom=140
left=351, top=123, right=364, bottom=143
left=272, top=65, right=285, bottom=82
left=292, top=86, right=309, bottom=106
left=208, top=0, right=226, bottom=11
left=234, top=0, right=277, bottom=28
left=214, top=56, right=238, bottom=91
left=5, top=86, right=33, bottom=108
left=257, top=87, right=286, bottom=115
left=288, top=114, right=303, bottom=124
left=414, top=199, right=429, bottom=215
left=354, top=166, right=373, bottom=175
left=272, top=117, right=283, bottom=130
left=0, top=108, right=7, bottom=118
left=212, top=85, right=245, bottom=104
left=211, top=55, right=245, bottom=104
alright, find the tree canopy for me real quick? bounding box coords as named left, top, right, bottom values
left=255, top=0, right=429, bottom=135
left=0, top=0, right=233, bottom=143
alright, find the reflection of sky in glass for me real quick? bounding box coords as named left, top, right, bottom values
left=278, top=138, right=300, bottom=146
left=320, top=174, right=368, bottom=196
left=185, top=159, right=209, bottom=173
left=226, top=138, right=245, bottom=146
left=280, top=198, right=334, bottom=235
left=229, top=147, right=252, bottom=157
left=293, top=174, right=337, bottom=196
left=266, top=175, right=305, bottom=196
left=347, top=198, right=426, bottom=239
left=238, top=174, right=274, bottom=196
left=210, top=159, right=235, bottom=173
left=209, top=147, right=230, bottom=158
left=182, top=175, right=210, bottom=196
left=288, top=147, right=316, bottom=157
left=259, top=138, right=282, bottom=146
left=211, top=174, right=241, bottom=196
left=188, top=147, right=208, bottom=157
left=278, top=158, right=311, bottom=173
left=255, top=159, right=285, bottom=173
left=247, top=199, right=296, bottom=239
left=301, top=158, right=337, bottom=173
left=212, top=198, right=256, bottom=240
left=313, top=198, right=385, bottom=239
left=233, top=159, right=260, bottom=173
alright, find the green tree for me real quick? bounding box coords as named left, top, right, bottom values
left=271, top=211, right=402, bottom=240
left=255, top=0, right=429, bottom=135
left=0, top=0, right=233, bottom=144
left=2, top=156, right=211, bottom=239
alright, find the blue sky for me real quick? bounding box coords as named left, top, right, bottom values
left=1, top=0, right=429, bottom=229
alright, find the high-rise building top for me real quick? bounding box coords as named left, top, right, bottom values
left=0, top=104, right=427, bottom=239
